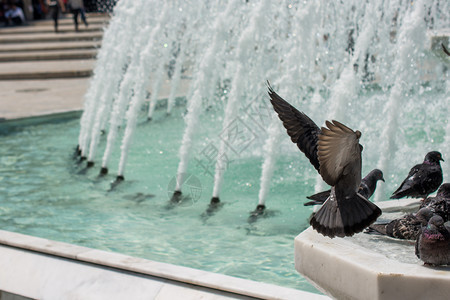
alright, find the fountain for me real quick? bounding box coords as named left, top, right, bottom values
left=77, top=0, right=449, bottom=203
left=2, top=0, right=448, bottom=297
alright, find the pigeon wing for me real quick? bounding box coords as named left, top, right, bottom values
left=390, top=215, right=421, bottom=240
left=391, top=163, right=442, bottom=198
left=392, top=164, right=421, bottom=195
left=268, top=84, right=321, bottom=171
left=317, top=120, right=362, bottom=186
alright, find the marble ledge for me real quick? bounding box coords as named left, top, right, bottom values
left=0, top=229, right=91, bottom=259
left=375, top=198, right=421, bottom=211
left=0, top=230, right=328, bottom=300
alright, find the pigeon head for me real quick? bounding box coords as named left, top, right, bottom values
left=427, top=215, right=445, bottom=230
left=424, top=151, right=444, bottom=164
left=415, top=207, right=434, bottom=224
left=370, top=169, right=385, bottom=182
left=436, top=183, right=450, bottom=199
left=423, top=215, right=446, bottom=241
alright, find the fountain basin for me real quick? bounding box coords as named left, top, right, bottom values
left=295, top=199, right=450, bottom=300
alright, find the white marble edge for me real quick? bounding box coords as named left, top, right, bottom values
left=296, top=227, right=450, bottom=277
left=375, top=198, right=420, bottom=211
left=0, top=230, right=327, bottom=300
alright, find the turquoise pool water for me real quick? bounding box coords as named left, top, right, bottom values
left=0, top=105, right=322, bottom=293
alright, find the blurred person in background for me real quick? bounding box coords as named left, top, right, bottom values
left=68, top=0, right=87, bottom=31
left=4, top=2, right=26, bottom=26
left=46, top=0, right=64, bottom=32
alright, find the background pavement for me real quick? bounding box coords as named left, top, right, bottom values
left=0, top=13, right=109, bottom=120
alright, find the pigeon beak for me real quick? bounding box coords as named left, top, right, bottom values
left=381, top=177, right=385, bottom=182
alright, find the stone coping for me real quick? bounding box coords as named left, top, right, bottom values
left=295, top=198, right=450, bottom=300
left=0, top=230, right=328, bottom=300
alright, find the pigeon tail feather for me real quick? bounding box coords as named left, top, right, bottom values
left=305, top=190, right=330, bottom=204
left=310, top=193, right=382, bottom=238
left=390, top=188, right=414, bottom=199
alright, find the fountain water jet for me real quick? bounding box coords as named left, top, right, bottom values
left=116, top=3, right=175, bottom=179
left=78, top=0, right=146, bottom=160
left=147, top=43, right=173, bottom=121
left=254, top=0, right=331, bottom=214
left=166, top=30, right=190, bottom=115
left=173, top=0, right=242, bottom=197
left=211, top=0, right=273, bottom=204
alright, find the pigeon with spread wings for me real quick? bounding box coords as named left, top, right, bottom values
left=268, top=84, right=381, bottom=238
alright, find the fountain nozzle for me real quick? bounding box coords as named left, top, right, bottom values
left=74, top=145, right=81, bottom=157
left=247, top=204, right=266, bottom=223
left=170, top=190, right=182, bottom=203
left=256, top=204, right=266, bottom=212
left=108, top=175, right=124, bottom=191
left=100, top=167, right=108, bottom=175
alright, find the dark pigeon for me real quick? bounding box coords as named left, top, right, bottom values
left=305, top=169, right=384, bottom=206
left=366, top=207, right=434, bottom=240
left=390, top=151, right=444, bottom=199
left=420, top=183, right=450, bottom=222
left=268, top=83, right=381, bottom=238
left=415, top=215, right=450, bottom=266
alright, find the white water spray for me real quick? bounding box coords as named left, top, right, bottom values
left=76, top=0, right=448, bottom=207
left=174, top=0, right=242, bottom=192
left=211, top=0, right=272, bottom=199
left=78, top=0, right=143, bottom=157
left=375, top=0, right=428, bottom=201
left=117, top=3, right=174, bottom=177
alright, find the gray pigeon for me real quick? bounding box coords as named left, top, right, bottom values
left=390, top=151, right=444, bottom=199
left=268, top=84, right=381, bottom=238
left=367, top=207, right=434, bottom=240
left=420, top=183, right=450, bottom=222
left=415, top=215, right=450, bottom=266
left=305, top=169, right=384, bottom=206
